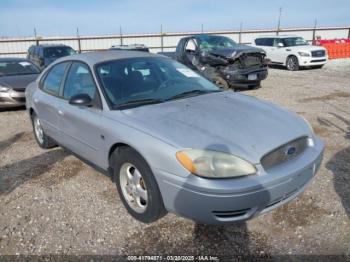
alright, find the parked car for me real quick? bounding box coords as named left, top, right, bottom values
left=252, top=35, right=328, bottom=70
left=159, top=34, right=269, bottom=90
left=27, top=44, right=76, bottom=69
left=26, top=51, right=324, bottom=224
left=110, top=44, right=150, bottom=52
left=0, top=58, right=40, bottom=108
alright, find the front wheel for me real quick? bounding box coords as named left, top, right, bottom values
left=111, top=147, right=167, bottom=223
left=286, top=56, right=300, bottom=71
left=31, top=113, right=56, bottom=149
left=212, top=76, right=230, bottom=90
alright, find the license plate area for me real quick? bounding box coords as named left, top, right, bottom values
left=248, top=74, right=257, bottom=80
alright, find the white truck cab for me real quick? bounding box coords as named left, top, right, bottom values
left=252, top=35, right=328, bottom=70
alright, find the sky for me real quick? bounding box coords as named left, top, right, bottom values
left=1, top=0, right=349, bottom=37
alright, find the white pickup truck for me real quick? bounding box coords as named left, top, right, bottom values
left=252, top=35, right=328, bottom=70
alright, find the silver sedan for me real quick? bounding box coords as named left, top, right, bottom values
left=25, top=51, right=324, bottom=224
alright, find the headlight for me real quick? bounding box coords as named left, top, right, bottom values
left=0, top=86, right=10, bottom=92
left=176, top=149, right=256, bottom=178
left=298, top=52, right=310, bottom=57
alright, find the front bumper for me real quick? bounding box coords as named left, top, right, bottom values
left=155, top=136, right=324, bottom=224
left=221, top=67, right=268, bottom=89
left=0, top=89, right=26, bottom=108
left=298, top=56, right=328, bottom=67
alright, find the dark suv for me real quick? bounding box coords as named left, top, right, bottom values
left=27, top=44, right=76, bottom=69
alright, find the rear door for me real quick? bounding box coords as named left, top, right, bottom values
left=33, top=62, right=70, bottom=140
left=56, top=62, right=104, bottom=167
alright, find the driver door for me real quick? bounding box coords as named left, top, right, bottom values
left=56, top=62, right=104, bottom=167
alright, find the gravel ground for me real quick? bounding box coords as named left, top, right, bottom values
left=0, top=59, right=349, bottom=257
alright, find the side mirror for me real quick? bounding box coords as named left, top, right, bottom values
left=277, top=43, right=284, bottom=48
left=69, top=93, right=93, bottom=107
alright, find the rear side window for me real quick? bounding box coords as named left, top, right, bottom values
left=42, top=62, right=69, bottom=96
left=63, top=62, right=96, bottom=100
left=255, top=38, right=265, bottom=46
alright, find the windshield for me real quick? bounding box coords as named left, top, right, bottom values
left=44, top=47, right=76, bottom=58
left=282, top=37, right=309, bottom=47
left=96, top=57, right=220, bottom=109
left=0, top=60, right=40, bottom=76
left=197, top=35, right=237, bottom=51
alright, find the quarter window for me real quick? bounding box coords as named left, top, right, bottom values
left=63, top=62, right=96, bottom=100
left=42, top=62, right=69, bottom=95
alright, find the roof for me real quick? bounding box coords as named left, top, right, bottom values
left=29, top=44, right=71, bottom=48
left=255, top=35, right=299, bottom=39
left=0, top=57, right=28, bottom=62
left=57, top=50, right=162, bottom=65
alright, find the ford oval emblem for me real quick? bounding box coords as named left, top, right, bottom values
left=286, top=146, right=296, bottom=155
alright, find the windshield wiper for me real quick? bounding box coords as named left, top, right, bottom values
left=114, top=98, right=164, bottom=110
left=166, top=89, right=221, bottom=101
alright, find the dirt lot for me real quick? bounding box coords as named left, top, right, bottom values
left=0, top=59, right=349, bottom=257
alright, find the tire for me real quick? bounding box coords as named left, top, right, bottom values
left=110, top=146, right=167, bottom=223
left=212, top=76, right=230, bottom=90
left=286, top=56, right=300, bottom=71
left=31, top=112, right=57, bottom=149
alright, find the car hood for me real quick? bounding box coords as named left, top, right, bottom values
left=0, top=74, right=39, bottom=90
left=284, top=45, right=326, bottom=52
left=207, top=45, right=265, bottom=59
left=117, top=91, right=311, bottom=164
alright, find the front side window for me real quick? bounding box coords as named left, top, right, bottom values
left=196, top=35, right=237, bottom=51
left=96, top=57, right=220, bottom=109
left=63, top=63, right=96, bottom=100
left=0, top=60, right=40, bottom=76
left=42, top=62, right=69, bottom=95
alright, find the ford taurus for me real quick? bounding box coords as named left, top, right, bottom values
left=25, top=51, right=324, bottom=224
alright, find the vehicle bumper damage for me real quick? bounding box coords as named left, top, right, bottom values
left=195, top=48, right=269, bottom=89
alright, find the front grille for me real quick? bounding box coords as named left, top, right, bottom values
left=261, top=137, right=308, bottom=170
left=311, top=59, right=326, bottom=63
left=12, top=88, right=25, bottom=92
left=311, top=50, right=325, bottom=57
left=12, top=97, right=25, bottom=102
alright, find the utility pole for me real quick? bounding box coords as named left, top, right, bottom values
left=201, top=24, right=204, bottom=34
left=160, top=24, right=164, bottom=52
left=276, top=7, right=282, bottom=35
left=34, top=28, right=39, bottom=45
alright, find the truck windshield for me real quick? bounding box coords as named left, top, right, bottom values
left=44, top=47, right=76, bottom=58
left=96, top=57, right=221, bottom=109
left=197, top=35, right=237, bottom=51
left=282, top=37, right=309, bottom=47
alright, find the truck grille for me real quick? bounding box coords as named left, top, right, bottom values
left=261, top=137, right=308, bottom=170
left=311, top=50, right=326, bottom=57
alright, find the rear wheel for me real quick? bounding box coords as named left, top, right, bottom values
left=111, top=147, right=167, bottom=223
left=286, top=56, right=299, bottom=71
left=31, top=113, right=56, bottom=149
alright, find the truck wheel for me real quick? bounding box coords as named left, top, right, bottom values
left=110, top=146, right=167, bottom=223
left=213, top=76, right=229, bottom=90
left=31, top=113, right=57, bottom=149
left=286, top=56, right=299, bottom=71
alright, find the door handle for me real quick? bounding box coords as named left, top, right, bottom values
left=58, top=110, right=64, bottom=116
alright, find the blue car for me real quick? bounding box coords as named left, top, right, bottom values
left=25, top=51, right=324, bottom=224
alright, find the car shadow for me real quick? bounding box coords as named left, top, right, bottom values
left=0, top=105, right=26, bottom=112
left=325, top=113, right=350, bottom=219
left=0, top=132, right=26, bottom=153
left=0, top=148, right=69, bottom=194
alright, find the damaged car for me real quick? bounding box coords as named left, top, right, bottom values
left=160, top=34, right=268, bottom=90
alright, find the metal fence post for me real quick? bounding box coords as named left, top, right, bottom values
left=239, top=22, right=242, bottom=43
left=160, top=25, right=164, bottom=52
left=120, top=26, right=123, bottom=45
left=312, top=19, right=317, bottom=42
left=348, top=27, right=350, bottom=39
left=76, top=28, right=82, bottom=53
